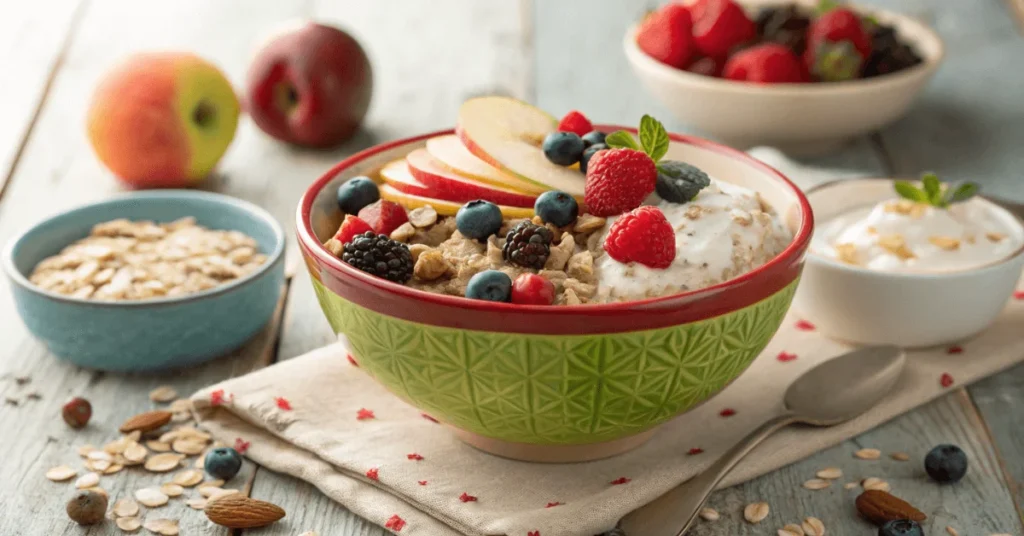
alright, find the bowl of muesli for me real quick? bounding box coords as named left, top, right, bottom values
left=3, top=190, right=286, bottom=371
left=297, top=97, right=812, bottom=461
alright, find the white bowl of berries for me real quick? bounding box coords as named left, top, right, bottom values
left=623, top=0, right=944, bottom=155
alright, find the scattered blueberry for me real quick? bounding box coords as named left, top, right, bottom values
left=655, top=160, right=711, bottom=203
left=204, top=446, right=243, bottom=480
left=582, top=130, right=607, bottom=148
left=534, top=191, right=579, bottom=227
left=542, top=132, right=584, bottom=166
left=465, top=270, right=512, bottom=302
left=456, top=200, right=503, bottom=240
left=337, top=176, right=380, bottom=215
left=580, top=143, right=607, bottom=175
left=878, top=519, right=923, bottom=536
left=924, top=444, right=968, bottom=483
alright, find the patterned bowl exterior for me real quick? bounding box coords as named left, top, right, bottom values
left=312, top=275, right=797, bottom=444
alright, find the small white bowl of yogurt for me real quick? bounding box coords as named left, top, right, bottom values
left=793, top=177, right=1024, bottom=347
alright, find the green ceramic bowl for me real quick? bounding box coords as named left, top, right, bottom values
left=297, top=127, right=812, bottom=461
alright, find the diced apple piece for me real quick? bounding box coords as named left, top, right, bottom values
left=456, top=96, right=586, bottom=197
left=379, top=184, right=534, bottom=219
left=406, top=148, right=537, bottom=208
left=426, top=135, right=547, bottom=195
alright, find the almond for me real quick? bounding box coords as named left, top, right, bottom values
left=855, top=490, right=926, bottom=526
left=119, top=410, right=172, bottom=433
left=205, top=495, right=286, bottom=528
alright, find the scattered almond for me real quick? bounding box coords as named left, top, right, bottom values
left=929, top=236, right=961, bottom=251
left=119, top=410, right=172, bottom=434
left=149, top=386, right=178, bottom=403
left=698, top=507, right=719, bottom=521
left=862, top=477, right=891, bottom=492
left=802, top=478, right=831, bottom=490
left=205, top=495, right=286, bottom=528
left=855, top=490, right=926, bottom=526
left=135, top=487, right=169, bottom=507
left=816, top=467, right=842, bottom=480
left=144, top=453, right=184, bottom=473
left=743, top=502, right=770, bottom=524
left=113, top=498, right=140, bottom=518
left=160, top=483, right=184, bottom=497
left=116, top=516, right=142, bottom=532
left=143, top=517, right=179, bottom=535
left=802, top=516, right=825, bottom=536
left=46, top=465, right=77, bottom=482
left=171, top=469, right=204, bottom=487
left=75, top=472, right=100, bottom=489
left=854, top=448, right=881, bottom=460
left=890, top=452, right=910, bottom=461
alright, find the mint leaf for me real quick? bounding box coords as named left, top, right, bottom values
left=604, top=130, right=641, bottom=151
left=639, top=114, right=670, bottom=163
left=921, top=173, right=942, bottom=204
left=815, top=0, right=841, bottom=15
left=893, top=181, right=927, bottom=203
left=945, top=182, right=980, bottom=205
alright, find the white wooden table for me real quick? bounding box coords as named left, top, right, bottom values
left=2, top=1, right=1023, bottom=534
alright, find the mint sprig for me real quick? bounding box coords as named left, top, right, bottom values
left=894, top=172, right=979, bottom=209
left=604, top=114, right=670, bottom=163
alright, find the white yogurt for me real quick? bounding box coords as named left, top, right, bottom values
left=594, top=180, right=791, bottom=302
left=814, top=198, right=1023, bottom=273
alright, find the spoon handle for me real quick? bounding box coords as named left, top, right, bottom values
left=618, top=413, right=797, bottom=536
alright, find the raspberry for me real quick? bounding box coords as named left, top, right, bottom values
left=603, top=206, right=676, bottom=269
left=693, top=0, right=755, bottom=59
left=357, top=199, right=408, bottom=236
left=510, top=273, right=555, bottom=305
left=724, top=44, right=807, bottom=84
left=341, top=232, right=413, bottom=283
left=332, top=215, right=374, bottom=246
left=556, top=110, right=593, bottom=137
left=804, top=8, right=871, bottom=81
left=636, top=3, right=695, bottom=68
left=584, top=148, right=657, bottom=217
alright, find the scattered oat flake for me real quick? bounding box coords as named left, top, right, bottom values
left=233, top=437, right=251, bottom=454
left=384, top=514, right=406, bottom=531
left=777, top=351, right=797, bottom=362
left=699, top=507, right=719, bottom=521
left=85, top=486, right=108, bottom=498
left=149, top=386, right=178, bottom=403
left=795, top=320, right=815, bottom=331
left=947, top=345, right=964, bottom=354
left=743, top=502, right=770, bottom=523
left=366, top=468, right=379, bottom=481
left=844, top=482, right=859, bottom=489
left=145, top=453, right=184, bottom=472
left=75, top=472, right=100, bottom=489
left=421, top=413, right=439, bottom=423
left=298, top=532, right=320, bottom=536
left=104, top=463, right=124, bottom=475
left=816, top=467, right=843, bottom=480
left=172, top=438, right=206, bottom=455
left=200, top=479, right=225, bottom=489
left=357, top=408, right=375, bottom=420
left=78, top=444, right=96, bottom=457
left=610, top=477, right=631, bottom=485
left=802, top=517, right=826, bottom=536
left=854, top=448, right=881, bottom=460
left=207, top=488, right=239, bottom=501
left=941, top=372, right=955, bottom=388
left=136, top=487, right=169, bottom=507
left=124, top=442, right=148, bottom=463
left=418, top=480, right=428, bottom=486
left=778, top=524, right=803, bottom=536
left=687, top=447, right=704, bottom=455
left=116, top=516, right=142, bottom=532
left=172, top=469, right=203, bottom=487
left=159, top=483, right=184, bottom=497
left=45, top=465, right=77, bottom=481
left=143, top=518, right=178, bottom=535
left=459, top=492, right=477, bottom=503
left=946, top=527, right=959, bottom=536
left=407, top=453, right=424, bottom=461
left=719, top=408, right=736, bottom=417
left=862, top=477, right=890, bottom=492
left=114, top=498, right=140, bottom=518
left=146, top=440, right=171, bottom=452
left=88, top=450, right=113, bottom=461
left=185, top=498, right=207, bottom=510
left=347, top=354, right=359, bottom=367
left=802, top=478, right=831, bottom=490
left=891, top=452, right=910, bottom=461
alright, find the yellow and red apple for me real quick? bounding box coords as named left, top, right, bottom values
left=246, top=22, right=372, bottom=148
left=87, top=52, right=240, bottom=188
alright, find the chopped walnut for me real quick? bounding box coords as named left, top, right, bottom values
left=928, top=236, right=961, bottom=251
left=986, top=232, right=1007, bottom=242
left=566, top=251, right=595, bottom=283
left=324, top=239, right=344, bottom=257
left=544, top=234, right=575, bottom=271
left=573, top=214, right=606, bottom=234
left=408, top=206, right=438, bottom=228
left=834, top=243, right=860, bottom=265
left=407, top=244, right=431, bottom=262
left=390, top=222, right=417, bottom=243
left=884, top=200, right=927, bottom=219
left=414, top=250, right=449, bottom=281
left=878, top=234, right=916, bottom=260
left=560, top=288, right=582, bottom=305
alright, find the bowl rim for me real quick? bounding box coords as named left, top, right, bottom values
left=2, top=189, right=286, bottom=308
left=623, top=1, right=946, bottom=96
left=297, top=125, right=813, bottom=316
left=803, top=177, right=1024, bottom=278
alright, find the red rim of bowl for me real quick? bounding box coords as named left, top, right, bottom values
left=297, top=126, right=813, bottom=334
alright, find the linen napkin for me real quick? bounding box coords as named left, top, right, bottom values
left=192, top=149, right=1024, bottom=536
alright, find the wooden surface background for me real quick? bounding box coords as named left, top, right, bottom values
left=1, top=0, right=1022, bottom=534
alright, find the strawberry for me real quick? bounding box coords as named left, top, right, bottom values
left=723, top=44, right=807, bottom=83
left=357, top=199, right=408, bottom=235
left=584, top=148, right=657, bottom=217
left=686, top=56, right=725, bottom=77
left=692, top=0, right=755, bottom=59
left=510, top=273, right=556, bottom=305
left=332, top=215, right=374, bottom=245
left=636, top=3, right=695, bottom=69
left=557, top=110, right=593, bottom=137
left=604, top=206, right=676, bottom=269
left=804, top=7, right=871, bottom=81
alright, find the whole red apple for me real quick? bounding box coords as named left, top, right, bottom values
left=246, top=22, right=372, bottom=147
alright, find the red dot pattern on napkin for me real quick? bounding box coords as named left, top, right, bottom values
left=545, top=502, right=562, bottom=508
left=777, top=351, right=797, bottom=362
left=384, top=515, right=406, bottom=531
left=407, top=453, right=424, bottom=461
left=274, top=397, right=292, bottom=410
left=357, top=408, right=375, bottom=420
left=940, top=373, right=954, bottom=388
left=795, top=319, right=816, bottom=331
left=347, top=354, right=360, bottom=367
left=719, top=408, right=736, bottom=417
left=459, top=492, right=477, bottom=503
left=234, top=438, right=250, bottom=454
left=367, top=468, right=380, bottom=481
left=610, top=477, right=631, bottom=485
left=1014, top=290, right=1024, bottom=300
left=418, top=480, right=428, bottom=486
left=210, top=389, right=227, bottom=406
left=688, top=447, right=704, bottom=455
left=528, top=531, right=540, bottom=536
left=947, top=346, right=964, bottom=355
left=421, top=413, right=439, bottom=423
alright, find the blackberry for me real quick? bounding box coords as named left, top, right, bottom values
left=864, top=23, right=922, bottom=78
left=341, top=232, right=413, bottom=283
left=502, top=221, right=553, bottom=269
left=755, top=5, right=811, bottom=54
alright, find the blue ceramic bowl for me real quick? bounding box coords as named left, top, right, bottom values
left=3, top=191, right=286, bottom=371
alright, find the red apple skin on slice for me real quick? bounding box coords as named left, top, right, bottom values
left=406, top=149, right=537, bottom=208
left=425, top=135, right=547, bottom=195
left=379, top=159, right=434, bottom=197
left=379, top=183, right=534, bottom=219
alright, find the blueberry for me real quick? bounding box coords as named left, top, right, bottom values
left=580, top=143, right=607, bottom=175
left=204, top=447, right=243, bottom=480
left=337, top=176, right=379, bottom=215
left=542, top=132, right=584, bottom=166
left=655, top=160, right=711, bottom=203
left=878, top=519, right=923, bottom=536
left=534, top=191, right=579, bottom=227
left=465, top=270, right=512, bottom=302
left=456, top=200, right=503, bottom=240
left=582, top=131, right=606, bottom=148
left=924, top=444, right=968, bottom=483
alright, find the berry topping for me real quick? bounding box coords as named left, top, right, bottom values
left=332, top=215, right=374, bottom=246
left=336, top=176, right=380, bottom=215
left=542, top=131, right=585, bottom=166
left=692, top=0, right=756, bottom=59
left=636, top=3, right=695, bottom=68
left=863, top=23, right=922, bottom=78
left=755, top=5, right=812, bottom=54
left=204, top=447, right=243, bottom=480
left=584, top=148, right=657, bottom=217
left=655, top=161, right=711, bottom=203
left=724, top=43, right=807, bottom=84
left=510, top=273, right=556, bottom=305
left=581, top=130, right=607, bottom=148
left=456, top=200, right=503, bottom=240
left=805, top=7, right=871, bottom=81
left=878, top=520, right=923, bottom=536
left=357, top=199, right=409, bottom=236
left=503, top=221, right=553, bottom=269
left=465, top=270, right=512, bottom=302
left=341, top=232, right=414, bottom=283
left=534, top=190, right=579, bottom=227
left=580, top=143, right=607, bottom=175
left=686, top=56, right=725, bottom=77
left=556, top=110, right=594, bottom=137
left=924, top=444, right=968, bottom=483
left=604, top=206, right=676, bottom=269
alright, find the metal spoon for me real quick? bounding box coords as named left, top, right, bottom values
left=618, top=345, right=905, bottom=536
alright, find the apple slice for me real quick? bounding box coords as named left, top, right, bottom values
left=456, top=96, right=585, bottom=197
left=425, top=135, right=547, bottom=195
left=379, top=184, right=534, bottom=219
left=406, top=148, right=537, bottom=208
left=379, top=159, right=434, bottom=197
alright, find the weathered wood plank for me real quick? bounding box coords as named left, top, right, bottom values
left=970, top=363, right=1024, bottom=521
